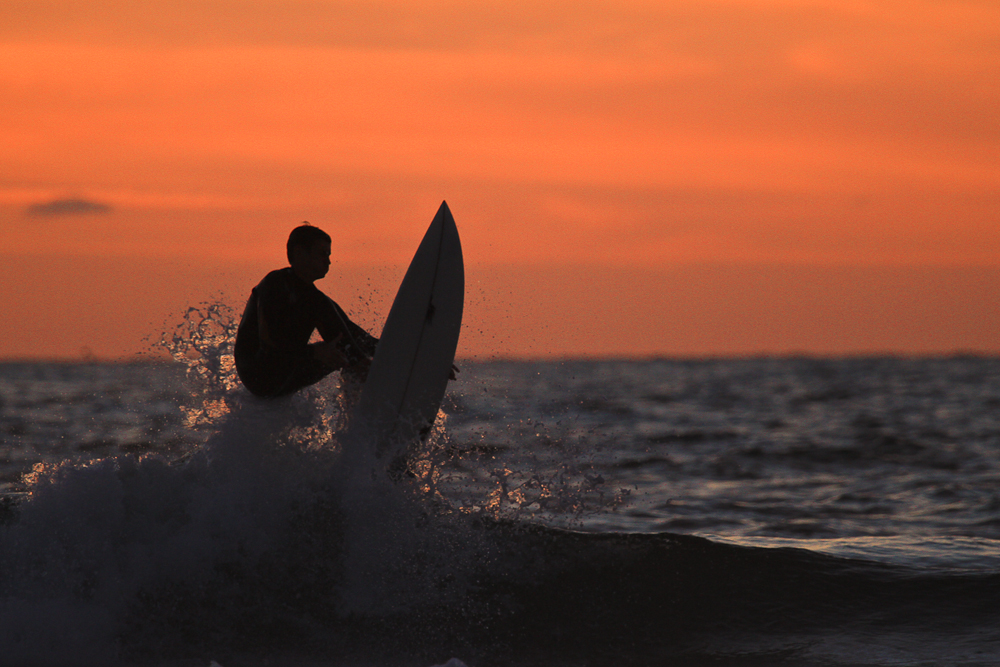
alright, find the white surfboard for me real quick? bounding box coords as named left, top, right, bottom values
left=348, top=201, right=464, bottom=460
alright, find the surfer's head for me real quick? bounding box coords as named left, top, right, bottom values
left=288, top=223, right=332, bottom=282
left=287, top=224, right=331, bottom=263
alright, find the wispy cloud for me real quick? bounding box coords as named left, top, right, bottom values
left=26, top=198, right=112, bottom=217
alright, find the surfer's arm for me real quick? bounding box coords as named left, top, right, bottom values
left=346, top=319, right=379, bottom=356
left=252, top=274, right=291, bottom=351
left=316, top=295, right=378, bottom=359
left=255, top=294, right=274, bottom=348
left=312, top=336, right=348, bottom=369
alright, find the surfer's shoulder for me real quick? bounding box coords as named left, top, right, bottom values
left=254, top=267, right=297, bottom=292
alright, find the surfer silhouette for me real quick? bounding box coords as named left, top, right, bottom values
left=234, top=224, right=378, bottom=398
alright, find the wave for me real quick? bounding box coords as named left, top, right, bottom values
left=2, top=390, right=997, bottom=667
left=3, top=344, right=1000, bottom=666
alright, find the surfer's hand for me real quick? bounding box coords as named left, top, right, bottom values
left=345, top=354, right=372, bottom=378
left=449, top=364, right=460, bottom=381
left=314, top=339, right=348, bottom=369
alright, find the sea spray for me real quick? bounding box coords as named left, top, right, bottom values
left=0, top=456, right=130, bottom=665
left=0, top=305, right=637, bottom=664
left=0, top=377, right=353, bottom=662
left=331, top=414, right=501, bottom=625
left=157, top=302, right=241, bottom=430
left=332, top=450, right=427, bottom=616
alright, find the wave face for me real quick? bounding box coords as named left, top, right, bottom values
left=1, top=357, right=999, bottom=666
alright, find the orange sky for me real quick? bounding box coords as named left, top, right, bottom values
left=1, top=1, right=998, bottom=359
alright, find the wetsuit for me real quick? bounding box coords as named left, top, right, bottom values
left=234, top=267, right=378, bottom=398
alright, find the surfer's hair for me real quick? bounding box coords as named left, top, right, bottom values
left=287, top=224, right=331, bottom=262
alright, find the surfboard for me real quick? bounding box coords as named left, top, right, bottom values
left=348, top=201, right=464, bottom=461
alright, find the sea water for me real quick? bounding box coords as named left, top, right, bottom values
left=1, top=356, right=999, bottom=666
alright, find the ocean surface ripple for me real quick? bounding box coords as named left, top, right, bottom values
left=1, top=357, right=998, bottom=666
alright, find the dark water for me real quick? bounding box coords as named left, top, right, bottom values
left=1, top=357, right=998, bottom=666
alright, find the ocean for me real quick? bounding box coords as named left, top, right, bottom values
left=1, top=355, right=999, bottom=666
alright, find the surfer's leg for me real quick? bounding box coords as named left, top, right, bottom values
left=269, top=346, right=339, bottom=396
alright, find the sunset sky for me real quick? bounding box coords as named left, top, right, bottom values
left=2, top=0, right=998, bottom=359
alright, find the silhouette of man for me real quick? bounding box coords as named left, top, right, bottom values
left=234, top=224, right=378, bottom=398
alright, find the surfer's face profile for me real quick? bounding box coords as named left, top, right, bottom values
left=291, top=240, right=332, bottom=283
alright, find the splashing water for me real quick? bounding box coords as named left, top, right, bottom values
left=153, top=300, right=628, bottom=526
left=157, top=303, right=241, bottom=429
left=156, top=302, right=352, bottom=451
left=0, top=302, right=635, bottom=665
left=400, top=410, right=632, bottom=527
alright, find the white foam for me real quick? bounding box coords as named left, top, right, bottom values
left=0, top=386, right=344, bottom=662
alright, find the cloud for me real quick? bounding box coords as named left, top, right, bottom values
left=26, top=198, right=113, bottom=217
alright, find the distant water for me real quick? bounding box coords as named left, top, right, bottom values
left=1, top=357, right=999, bottom=666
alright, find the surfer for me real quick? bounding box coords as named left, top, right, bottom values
left=234, top=224, right=379, bottom=398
